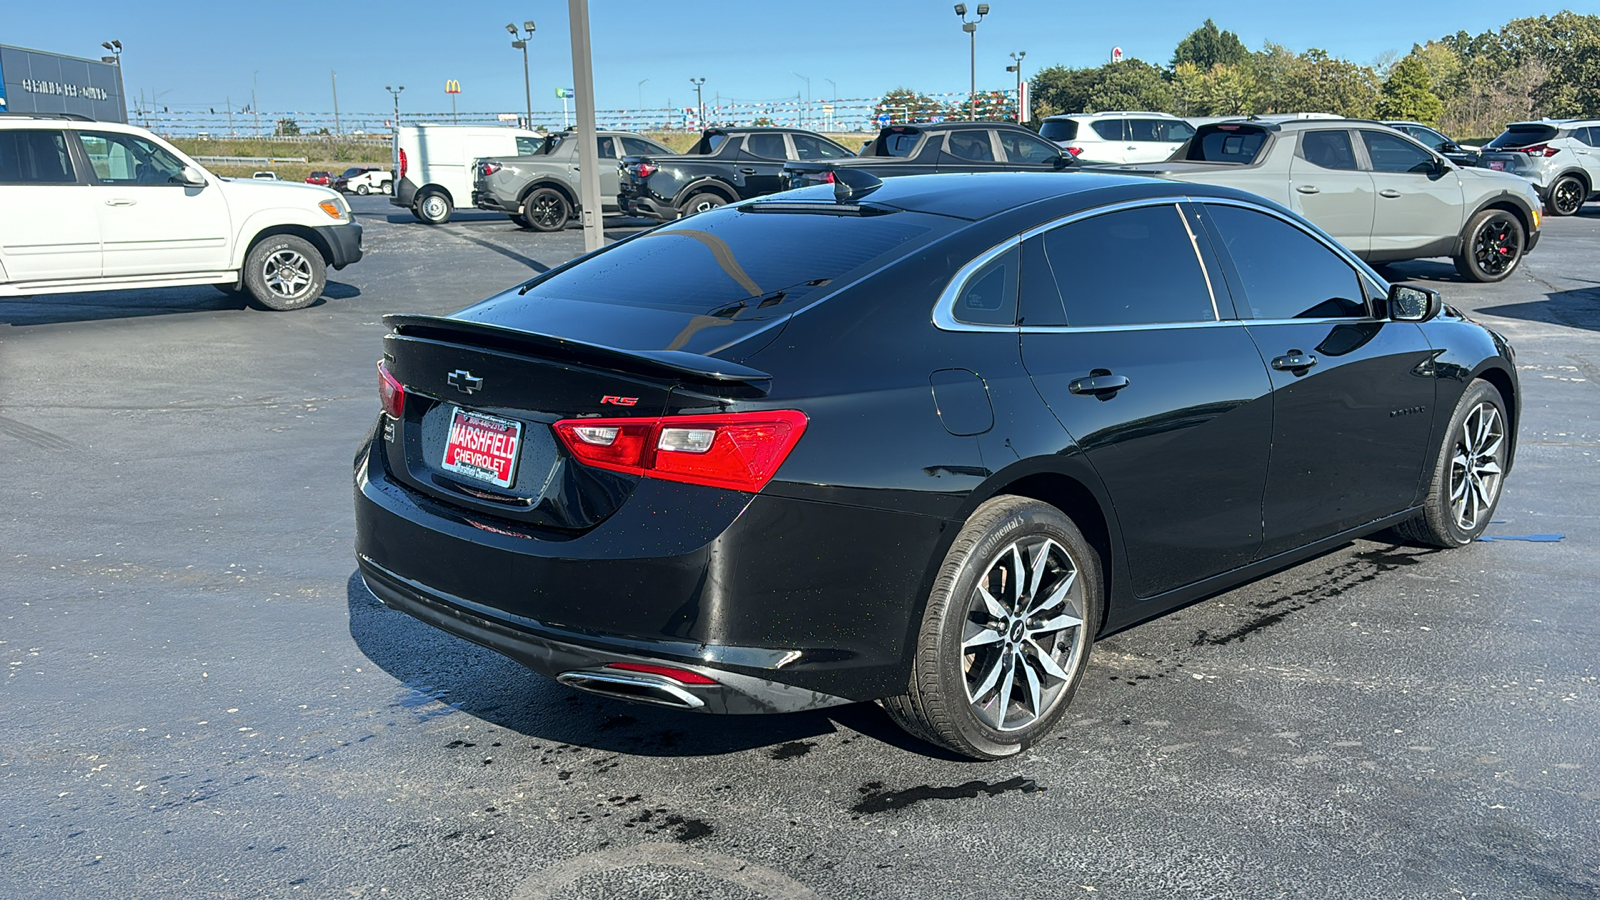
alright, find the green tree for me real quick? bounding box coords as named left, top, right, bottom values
left=1377, top=55, right=1445, bottom=124
left=1028, top=65, right=1102, bottom=118
left=1085, top=59, right=1175, bottom=112
left=873, top=87, right=950, bottom=124
left=1172, top=19, right=1249, bottom=71
left=1174, top=62, right=1258, bottom=116
left=274, top=118, right=300, bottom=137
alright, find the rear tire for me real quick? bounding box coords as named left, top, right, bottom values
left=1452, top=208, right=1524, bottom=283
left=380, top=180, right=393, bottom=196
left=356, top=183, right=370, bottom=196
left=679, top=192, right=727, bottom=217
left=415, top=191, right=453, bottom=225
left=1393, top=379, right=1509, bottom=547
left=523, top=187, right=571, bottom=232
left=509, top=213, right=531, bottom=228
left=242, top=235, right=326, bottom=311
left=1546, top=175, right=1585, bottom=217
left=884, top=496, right=1101, bottom=760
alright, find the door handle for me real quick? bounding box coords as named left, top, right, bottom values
left=104, top=198, right=137, bottom=207
left=1271, top=351, right=1318, bottom=373
left=1379, top=189, right=1402, bottom=198
left=738, top=167, right=757, bottom=174
left=1295, top=185, right=1320, bottom=194
left=1068, top=372, right=1131, bottom=397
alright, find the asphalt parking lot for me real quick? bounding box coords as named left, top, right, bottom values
left=3, top=193, right=1598, bottom=899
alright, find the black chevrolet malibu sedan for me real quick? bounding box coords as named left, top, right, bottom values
left=355, top=171, right=1517, bottom=759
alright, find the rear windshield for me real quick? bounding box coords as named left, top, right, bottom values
left=1038, top=120, right=1078, bottom=142
left=1184, top=125, right=1270, bottom=163
left=1486, top=124, right=1559, bottom=149
left=519, top=208, right=944, bottom=313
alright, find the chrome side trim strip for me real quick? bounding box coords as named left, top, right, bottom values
left=556, top=671, right=708, bottom=710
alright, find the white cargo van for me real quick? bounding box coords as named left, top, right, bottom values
left=391, top=125, right=544, bottom=224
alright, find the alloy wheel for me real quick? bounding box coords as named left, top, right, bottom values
left=1449, top=402, right=1504, bottom=532
left=1552, top=179, right=1583, bottom=215
left=531, top=195, right=564, bottom=228
left=961, top=535, right=1087, bottom=732
left=262, top=249, right=313, bottom=300
left=1471, top=216, right=1521, bottom=277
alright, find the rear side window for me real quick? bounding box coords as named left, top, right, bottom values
left=519, top=209, right=941, bottom=314
left=744, top=133, right=787, bottom=160
left=945, top=130, right=995, bottom=162
left=515, top=136, right=545, bottom=155
left=1298, top=130, right=1357, bottom=170
left=1361, top=131, right=1434, bottom=173
left=999, top=131, right=1060, bottom=164
left=1038, top=120, right=1077, bottom=142
left=881, top=132, right=922, bottom=156
left=1206, top=205, right=1366, bottom=320
left=689, top=132, right=728, bottom=154
left=621, top=137, right=668, bottom=156
left=1486, top=124, right=1558, bottom=149
left=1129, top=119, right=1194, bottom=142
left=0, top=130, right=76, bottom=184
left=1090, top=120, right=1125, bottom=140
left=596, top=136, right=619, bottom=158
left=1185, top=126, right=1270, bottom=163
left=1578, top=127, right=1600, bottom=148
left=1028, top=204, right=1216, bottom=328
left=953, top=247, right=1019, bottom=326
left=792, top=134, right=851, bottom=160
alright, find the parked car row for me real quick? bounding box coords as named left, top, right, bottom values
left=304, top=166, right=393, bottom=194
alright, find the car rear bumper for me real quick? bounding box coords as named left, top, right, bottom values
left=618, top=192, right=676, bottom=220
left=314, top=222, right=363, bottom=269
left=472, top=189, right=517, bottom=213
left=352, top=434, right=945, bottom=707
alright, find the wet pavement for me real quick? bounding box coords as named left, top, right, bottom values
left=2, top=195, right=1598, bottom=898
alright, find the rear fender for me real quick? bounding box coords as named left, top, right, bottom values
left=673, top=177, right=737, bottom=207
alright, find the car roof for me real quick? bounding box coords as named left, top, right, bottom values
left=774, top=171, right=1272, bottom=222
left=878, top=121, right=1047, bottom=135
left=1044, top=111, right=1182, bottom=121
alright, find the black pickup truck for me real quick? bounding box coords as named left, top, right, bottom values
left=618, top=127, right=857, bottom=220
left=781, top=121, right=1076, bottom=190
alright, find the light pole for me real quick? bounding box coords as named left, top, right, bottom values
left=637, top=77, right=649, bottom=113
left=100, top=40, right=125, bottom=124
left=1006, top=51, right=1026, bottom=123
left=690, top=77, right=706, bottom=127
left=954, top=4, right=989, bottom=121
left=385, top=84, right=405, bottom=134
left=508, top=21, right=535, bottom=128
left=792, top=72, right=810, bottom=128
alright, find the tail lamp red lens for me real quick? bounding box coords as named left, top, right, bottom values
left=634, top=162, right=658, bottom=179
left=604, top=662, right=718, bottom=685
left=1065, top=146, right=1084, bottom=156
left=820, top=170, right=837, bottom=184
left=377, top=361, right=405, bottom=418
left=551, top=410, right=807, bottom=493
left=1518, top=143, right=1559, bottom=157
left=481, top=161, right=501, bottom=176
left=397, top=148, right=408, bottom=180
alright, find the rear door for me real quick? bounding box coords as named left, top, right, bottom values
left=74, top=130, right=231, bottom=277
left=595, top=134, right=623, bottom=204
left=1358, top=129, right=1464, bottom=258
left=1124, top=118, right=1193, bottom=163
left=996, top=130, right=1066, bottom=170
left=1016, top=201, right=1273, bottom=597
left=938, top=129, right=1005, bottom=172
left=1287, top=128, right=1375, bottom=254
left=0, top=128, right=100, bottom=283
left=1198, top=201, right=1436, bottom=556
left=1573, top=127, right=1600, bottom=186
left=738, top=133, right=789, bottom=195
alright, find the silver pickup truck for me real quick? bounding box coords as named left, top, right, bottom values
left=1113, top=118, right=1543, bottom=282
left=471, top=130, right=672, bottom=231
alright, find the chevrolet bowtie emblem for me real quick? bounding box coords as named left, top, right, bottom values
left=447, top=369, right=483, bottom=394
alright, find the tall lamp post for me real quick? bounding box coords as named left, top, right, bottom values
left=953, top=4, right=989, bottom=121
left=507, top=21, right=535, bottom=128
left=690, top=77, right=706, bottom=127
left=100, top=40, right=126, bottom=124
left=1006, top=51, right=1026, bottom=123
left=792, top=72, right=810, bottom=129
left=385, top=84, right=405, bottom=133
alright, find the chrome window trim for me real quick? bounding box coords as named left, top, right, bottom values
left=935, top=197, right=1223, bottom=333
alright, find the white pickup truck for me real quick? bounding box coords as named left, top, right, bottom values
left=0, top=114, right=363, bottom=310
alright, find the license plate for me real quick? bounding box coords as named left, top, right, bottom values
left=1488, top=160, right=1506, bottom=171
left=441, top=407, right=522, bottom=488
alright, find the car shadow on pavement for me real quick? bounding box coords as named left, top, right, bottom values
left=0, top=282, right=359, bottom=326
left=344, top=572, right=968, bottom=761
left=1479, top=283, right=1600, bottom=332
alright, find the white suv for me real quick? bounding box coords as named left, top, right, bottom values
left=1038, top=112, right=1195, bottom=164
left=1476, top=119, right=1600, bottom=217
left=0, top=113, right=362, bottom=311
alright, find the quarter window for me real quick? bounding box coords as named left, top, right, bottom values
left=76, top=131, right=188, bottom=184
left=1361, top=130, right=1434, bottom=173
left=0, top=130, right=76, bottom=183
left=1026, top=205, right=1216, bottom=328
left=744, top=133, right=787, bottom=160
left=1206, top=205, right=1366, bottom=320
left=953, top=246, right=1018, bottom=326
left=1090, top=120, right=1125, bottom=141
left=945, top=131, right=995, bottom=162
left=1299, top=130, right=1358, bottom=170
left=792, top=134, right=850, bottom=160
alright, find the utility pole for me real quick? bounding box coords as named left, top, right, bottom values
left=385, top=85, right=405, bottom=134
left=954, top=4, right=989, bottom=121
left=226, top=95, right=233, bottom=135
left=331, top=70, right=341, bottom=135
left=508, top=22, right=535, bottom=128
left=690, top=77, right=706, bottom=128
left=252, top=71, right=260, bottom=136
left=792, top=72, right=810, bottom=128
left=568, top=0, right=604, bottom=253
left=1006, top=51, right=1026, bottom=123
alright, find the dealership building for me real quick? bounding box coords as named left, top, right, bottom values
left=0, top=43, right=127, bottom=123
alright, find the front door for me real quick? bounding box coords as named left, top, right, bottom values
left=75, top=131, right=231, bottom=277
left=1287, top=128, right=1375, bottom=254
left=1198, top=201, right=1437, bottom=558
left=0, top=128, right=101, bottom=283
left=1017, top=201, right=1273, bottom=597
left=996, top=130, right=1069, bottom=170
left=1358, top=129, right=1464, bottom=258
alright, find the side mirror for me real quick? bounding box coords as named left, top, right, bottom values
left=1053, top=154, right=1071, bottom=170
left=1389, top=283, right=1442, bottom=323
left=178, top=165, right=207, bottom=187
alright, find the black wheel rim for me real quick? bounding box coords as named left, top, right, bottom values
left=1553, top=180, right=1582, bottom=215
left=532, top=195, right=563, bottom=228
left=1472, top=216, right=1521, bottom=276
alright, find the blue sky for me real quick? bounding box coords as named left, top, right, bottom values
left=1, top=1, right=1581, bottom=118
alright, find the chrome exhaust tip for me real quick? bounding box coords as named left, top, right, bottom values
left=556, top=670, right=707, bottom=710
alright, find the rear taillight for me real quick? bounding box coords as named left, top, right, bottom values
left=604, top=662, right=718, bottom=685
left=1519, top=143, right=1559, bottom=157
left=634, top=162, right=657, bottom=179
left=480, top=161, right=501, bottom=176
left=820, top=170, right=836, bottom=184
left=398, top=148, right=408, bottom=180
left=551, top=410, right=807, bottom=493
left=377, top=361, right=405, bottom=418
left=1065, top=146, right=1084, bottom=156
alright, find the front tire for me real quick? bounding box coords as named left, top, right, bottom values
left=415, top=191, right=453, bottom=225
left=884, top=496, right=1102, bottom=760
left=1394, top=379, right=1509, bottom=547
left=243, top=235, right=326, bottom=311
left=1453, top=209, right=1525, bottom=283
left=1546, top=175, right=1586, bottom=217
left=523, top=187, right=571, bottom=232
left=380, top=180, right=393, bottom=195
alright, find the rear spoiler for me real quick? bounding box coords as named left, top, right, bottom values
left=384, top=314, right=773, bottom=394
